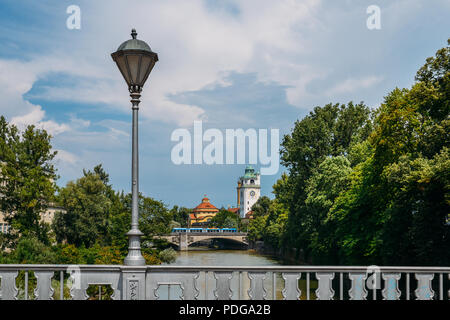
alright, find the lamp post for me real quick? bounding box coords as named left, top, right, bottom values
left=111, top=29, right=158, bottom=266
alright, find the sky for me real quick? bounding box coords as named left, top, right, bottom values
left=0, top=0, right=449, bottom=209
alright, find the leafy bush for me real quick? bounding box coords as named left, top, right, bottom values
left=158, top=248, right=177, bottom=264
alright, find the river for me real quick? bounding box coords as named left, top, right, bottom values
left=172, top=249, right=282, bottom=267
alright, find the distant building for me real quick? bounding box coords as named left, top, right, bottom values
left=236, top=165, right=260, bottom=218
left=0, top=203, right=65, bottom=235
left=189, top=195, right=219, bottom=227
left=226, top=207, right=240, bottom=216
left=240, top=210, right=255, bottom=224
left=0, top=167, right=65, bottom=234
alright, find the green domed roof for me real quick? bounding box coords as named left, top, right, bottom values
left=241, top=165, right=259, bottom=179
left=116, top=29, right=154, bottom=52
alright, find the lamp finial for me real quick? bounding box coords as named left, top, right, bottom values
left=131, top=29, right=137, bottom=39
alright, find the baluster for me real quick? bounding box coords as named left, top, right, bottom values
left=213, top=271, right=233, bottom=300
left=0, top=271, right=19, bottom=300
left=306, top=272, right=310, bottom=300
left=248, top=272, right=267, bottom=300
left=60, top=271, right=64, bottom=300
left=272, top=272, right=276, bottom=300
left=439, top=273, right=443, bottom=300
left=25, top=271, right=28, bottom=300
left=381, top=273, right=401, bottom=300
left=315, top=272, right=334, bottom=300
left=339, top=273, right=343, bottom=300
left=238, top=271, right=242, bottom=300
left=406, top=273, right=410, bottom=300
left=281, top=272, right=301, bottom=300
left=373, top=276, right=376, bottom=300
left=348, top=273, right=368, bottom=300
left=415, top=273, right=434, bottom=300
left=183, top=272, right=199, bottom=300
left=205, top=271, right=208, bottom=300
left=34, top=271, right=54, bottom=300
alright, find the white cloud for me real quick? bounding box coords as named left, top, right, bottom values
left=0, top=0, right=326, bottom=127
left=54, top=149, right=78, bottom=165
left=10, top=104, right=70, bottom=136
left=326, top=76, right=383, bottom=96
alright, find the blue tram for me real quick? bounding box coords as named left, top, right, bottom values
left=171, top=227, right=237, bottom=233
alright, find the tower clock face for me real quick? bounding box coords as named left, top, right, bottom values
left=250, top=191, right=255, bottom=197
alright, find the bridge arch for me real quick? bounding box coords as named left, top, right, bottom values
left=157, top=233, right=249, bottom=251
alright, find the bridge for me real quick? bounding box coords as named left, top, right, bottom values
left=156, top=232, right=249, bottom=251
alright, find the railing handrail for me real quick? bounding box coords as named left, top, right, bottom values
left=1, top=264, right=449, bottom=273
left=0, top=264, right=123, bottom=271
left=146, top=265, right=450, bottom=273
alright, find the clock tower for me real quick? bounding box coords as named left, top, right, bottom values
left=237, top=165, right=260, bottom=218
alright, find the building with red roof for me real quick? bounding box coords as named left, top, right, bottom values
left=189, top=195, right=219, bottom=227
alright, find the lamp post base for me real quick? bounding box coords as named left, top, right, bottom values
left=124, top=229, right=146, bottom=266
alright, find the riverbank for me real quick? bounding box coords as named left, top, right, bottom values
left=250, top=241, right=306, bottom=265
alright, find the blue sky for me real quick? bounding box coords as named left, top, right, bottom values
left=0, top=0, right=449, bottom=209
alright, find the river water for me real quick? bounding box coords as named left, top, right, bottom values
left=172, top=249, right=282, bottom=267
left=159, top=249, right=287, bottom=300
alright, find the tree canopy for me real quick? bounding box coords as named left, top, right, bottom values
left=248, top=39, right=450, bottom=265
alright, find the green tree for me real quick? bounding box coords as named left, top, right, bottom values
left=247, top=215, right=267, bottom=242
left=262, top=200, right=288, bottom=250
left=279, top=102, right=372, bottom=259
left=138, top=196, right=172, bottom=236
left=325, top=40, right=450, bottom=265
left=0, top=117, right=58, bottom=246
left=251, top=196, right=271, bottom=218
left=304, top=156, right=352, bottom=262
left=210, top=208, right=240, bottom=228
left=9, top=236, right=58, bottom=264
left=53, top=167, right=112, bottom=248
left=170, top=205, right=191, bottom=227
left=223, top=216, right=238, bottom=228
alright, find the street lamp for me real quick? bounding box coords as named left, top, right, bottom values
left=111, top=29, right=158, bottom=266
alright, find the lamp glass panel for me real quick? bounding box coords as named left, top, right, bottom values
left=115, top=55, right=131, bottom=85
left=126, top=54, right=141, bottom=85
left=138, top=55, right=153, bottom=84
left=140, top=60, right=156, bottom=86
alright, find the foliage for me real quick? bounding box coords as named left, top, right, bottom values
left=210, top=209, right=240, bottom=228
left=6, top=236, right=58, bottom=264
left=251, top=196, right=271, bottom=217
left=159, top=248, right=177, bottom=264
left=53, top=166, right=112, bottom=248
left=270, top=39, right=449, bottom=265
left=247, top=215, right=267, bottom=242
left=0, top=118, right=58, bottom=246
left=170, top=206, right=191, bottom=227
left=247, top=198, right=288, bottom=250
left=279, top=101, right=372, bottom=260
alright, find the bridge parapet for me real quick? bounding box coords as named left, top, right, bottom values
left=0, top=265, right=448, bottom=300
